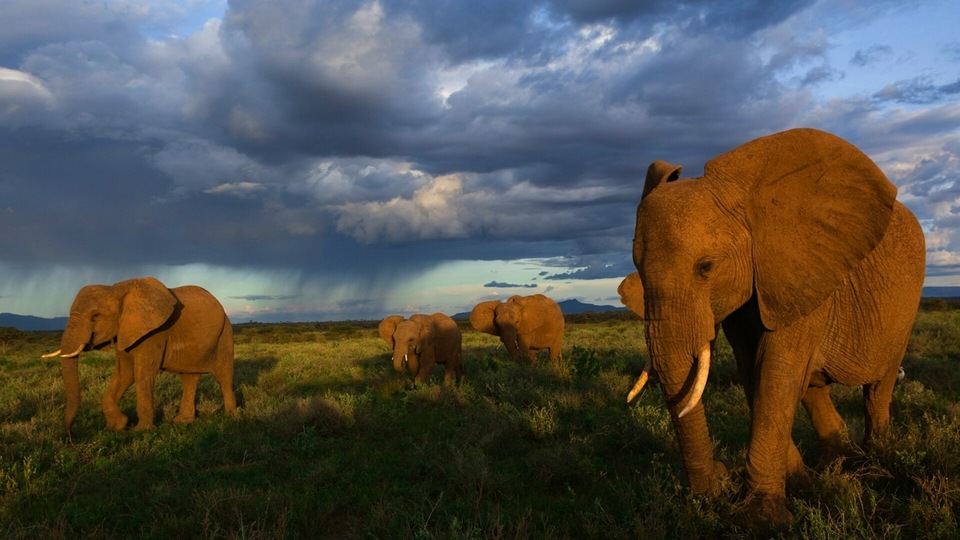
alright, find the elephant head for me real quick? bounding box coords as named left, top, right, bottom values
left=469, top=294, right=564, bottom=362
left=43, top=277, right=178, bottom=435
left=627, top=128, right=898, bottom=495
left=378, top=314, right=431, bottom=379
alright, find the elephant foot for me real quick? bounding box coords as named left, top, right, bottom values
left=173, top=412, right=196, bottom=424
left=104, top=413, right=129, bottom=431
left=817, top=437, right=854, bottom=468
left=736, top=492, right=793, bottom=533
left=690, top=460, right=729, bottom=497
left=708, top=460, right=730, bottom=496
left=787, top=465, right=814, bottom=492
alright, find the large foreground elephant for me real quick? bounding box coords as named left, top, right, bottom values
left=379, top=313, right=464, bottom=385
left=625, top=128, right=924, bottom=529
left=43, top=277, right=237, bottom=436
left=470, top=294, right=564, bottom=363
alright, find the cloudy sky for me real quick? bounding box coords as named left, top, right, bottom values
left=1, top=0, right=958, bottom=323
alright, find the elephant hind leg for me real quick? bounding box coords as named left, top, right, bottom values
left=444, top=356, right=466, bottom=386
left=786, top=440, right=813, bottom=491
left=214, top=364, right=237, bottom=414
left=801, top=383, right=849, bottom=465
left=549, top=339, right=563, bottom=362
left=443, top=363, right=454, bottom=386
left=174, top=373, right=200, bottom=423
left=862, top=361, right=903, bottom=446
left=213, top=326, right=238, bottom=414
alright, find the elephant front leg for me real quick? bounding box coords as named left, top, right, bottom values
left=101, top=354, right=134, bottom=430
left=132, top=354, right=161, bottom=430
left=742, top=354, right=809, bottom=530
left=174, top=373, right=200, bottom=423
left=516, top=335, right=538, bottom=363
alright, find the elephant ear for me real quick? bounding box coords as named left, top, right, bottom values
left=378, top=315, right=404, bottom=349
left=116, top=277, right=178, bottom=351
left=708, top=128, right=897, bottom=330
left=618, top=272, right=645, bottom=316
left=470, top=300, right=501, bottom=335
left=641, top=160, right=683, bottom=201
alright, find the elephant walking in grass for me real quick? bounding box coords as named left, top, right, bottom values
left=623, top=128, right=924, bottom=530
left=470, top=294, right=564, bottom=363
left=378, top=313, right=464, bottom=385
left=43, top=277, right=237, bottom=436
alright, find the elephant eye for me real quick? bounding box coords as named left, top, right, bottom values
left=695, top=258, right=714, bottom=279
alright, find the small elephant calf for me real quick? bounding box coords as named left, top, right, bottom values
left=378, top=313, right=464, bottom=385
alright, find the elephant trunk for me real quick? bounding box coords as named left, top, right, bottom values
left=393, top=350, right=420, bottom=379
left=54, top=315, right=91, bottom=437
left=500, top=329, right=521, bottom=360
left=407, top=353, right=420, bottom=379
left=655, top=349, right=723, bottom=494
left=644, top=316, right=723, bottom=494
left=60, top=357, right=81, bottom=438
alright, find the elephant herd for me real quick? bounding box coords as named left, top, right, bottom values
left=41, top=279, right=567, bottom=436
left=377, top=293, right=565, bottom=386
left=41, top=129, right=926, bottom=531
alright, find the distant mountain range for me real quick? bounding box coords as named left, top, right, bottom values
left=920, top=286, right=960, bottom=298
left=5, top=288, right=960, bottom=331
left=0, top=313, right=68, bottom=332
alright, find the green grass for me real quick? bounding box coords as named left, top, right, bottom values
left=0, top=312, right=958, bottom=538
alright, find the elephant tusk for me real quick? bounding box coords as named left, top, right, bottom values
left=678, top=344, right=711, bottom=418
left=59, top=344, right=85, bottom=359
left=626, top=358, right=651, bottom=403
left=404, top=353, right=409, bottom=365
left=41, top=349, right=62, bottom=359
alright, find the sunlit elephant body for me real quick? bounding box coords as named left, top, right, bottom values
left=44, top=277, right=237, bottom=436
left=378, top=313, right=464, bottom=385
left=624, top=128, right=925, bottom=529
left=470, top=294, right=564, bottom=363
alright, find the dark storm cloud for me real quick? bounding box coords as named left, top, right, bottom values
left=2, top=0, right=959, bottom=319
left=484, top=282, right=538, bottom=289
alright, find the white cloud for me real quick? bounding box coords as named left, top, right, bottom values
left=203, top=181, right=268, bottom=198
left=0, top=67, right=55, bottom=122
left=335, top=173, right=470, bottom=243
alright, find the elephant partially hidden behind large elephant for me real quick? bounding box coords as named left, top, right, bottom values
left=621, top=128, right=925, bottom=530
left=470, top=294, right=564, bottom=363
left=378, top=313, right=464, bottom=385
left=42, top=277, right=237, bottom=436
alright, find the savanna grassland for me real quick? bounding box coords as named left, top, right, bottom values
left=1, top=307, right=959, bottom=539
